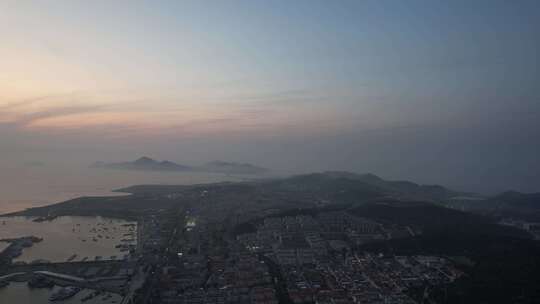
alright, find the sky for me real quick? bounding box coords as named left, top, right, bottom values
left=1, top=0, right=539, bottom=194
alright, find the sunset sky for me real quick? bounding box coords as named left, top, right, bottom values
left=1, top=0, right=539, bottom=193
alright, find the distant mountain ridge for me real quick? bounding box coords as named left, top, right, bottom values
left=275, top=171, right=468, bottom=202
left=92, top=156, right=192, bottom=171
left=201, top=160, right=268, bottom=174
left=488, top=191, right=540, bottom=210
left=493, top=191, right=540, bottom=203
left=113, top=170, right=466, bottom=202
left=91, top=157, right=268, bottom=175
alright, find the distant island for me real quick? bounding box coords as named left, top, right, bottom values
left=91, top=156, right=269, bottom=175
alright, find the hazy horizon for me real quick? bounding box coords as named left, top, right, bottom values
left=2, top=0, right=540, bottom=195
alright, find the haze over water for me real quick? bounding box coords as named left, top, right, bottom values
left=0, top=166, right=243, bottom=214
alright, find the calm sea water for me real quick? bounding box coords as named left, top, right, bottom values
left=0, top=216, right=136, bottom=263
left=0, top=166, right=243, bottom=214
left=0, top=216, right=134, bottom=303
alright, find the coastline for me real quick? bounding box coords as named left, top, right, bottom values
left=0, top=167, right=260, bottom=217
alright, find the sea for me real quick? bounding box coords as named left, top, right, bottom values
left=0, top=216, right=137, bottom=263
left=0, top=165, right=245, bottom=214
left=0, top=216, right=136, bottom=303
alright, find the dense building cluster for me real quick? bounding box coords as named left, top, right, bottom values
left=236, top=213, right=459, bottom=304
left=146, top=207, right=461, bottom=304
left=278, top=253, right=460, bottom=304
left=156, top=221, right=279, bottom=304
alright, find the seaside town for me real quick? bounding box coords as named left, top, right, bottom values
left=147, top=204, right=462, bottom=304
left=2, top=171, right=539, bottom=304
left=2, top=1, right=540, bottom=302
left=0, top=179, right=468, bottom=304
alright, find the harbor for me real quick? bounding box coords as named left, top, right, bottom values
left=0, top=216, right=136, bottom=263
left=0, top=216, right=140, bottom=303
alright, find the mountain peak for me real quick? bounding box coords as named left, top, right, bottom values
left=203, top=160, right=268, bottom=174
left=323, top=171, right=383, bottom=182
left=134, top=156, right=156, bottom=164
left=357, top=173, right=384, bottom=182
left=92, top=158, right=267, bottom=174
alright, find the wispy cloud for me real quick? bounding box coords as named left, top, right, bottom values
left=0, top=94, right=66, bottom=111
left=0, top=92, right=107, bottom=128
left=0, top=87, right=359, bottom=139
left=19, top=104, right=106, bottom=126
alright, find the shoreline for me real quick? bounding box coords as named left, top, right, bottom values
left=0, top=192, right=131, bottom=218
left=0, top=216, right=138, bottom=265
left=0, top=167, right=264, bottom=217
left=0, top=195, right=140, bottom=221
left=0, top=215, right=139, bottom=303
